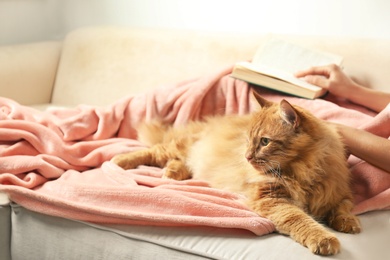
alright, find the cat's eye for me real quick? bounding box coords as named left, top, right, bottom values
left=260, top=137, right=270, bottom=146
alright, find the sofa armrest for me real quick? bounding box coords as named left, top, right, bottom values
left=0, top=41, right=61, bottom=106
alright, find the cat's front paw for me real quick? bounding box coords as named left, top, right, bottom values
left=306, top=233, right=340, bottom=256
left=111, top=153, right=138, bottom=170
left=162, top=159, right=192, bottom=180
left=329, top=214, right=361, bottom=234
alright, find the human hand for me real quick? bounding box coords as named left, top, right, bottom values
left=295, top=64, right=359, bottom=99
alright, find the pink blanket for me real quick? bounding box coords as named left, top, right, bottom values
left=1, top=65, right=389, bottom=236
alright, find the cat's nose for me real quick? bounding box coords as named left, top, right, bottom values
left=245, top=153, right=253, bottom=162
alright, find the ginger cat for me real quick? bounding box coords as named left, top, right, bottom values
left=112, top=92, right=361, bottom=255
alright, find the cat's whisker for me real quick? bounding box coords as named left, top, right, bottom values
left=265, top=160, right=282, bottom=178
left=265, top=160, right=290, bottom=193
left=247, top=159, right=281, bottom=189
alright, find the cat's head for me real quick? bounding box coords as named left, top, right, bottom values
left=245, top=92, right=316, bottom=177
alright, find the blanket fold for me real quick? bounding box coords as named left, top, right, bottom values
left=1, top=65, right=389, bottom=235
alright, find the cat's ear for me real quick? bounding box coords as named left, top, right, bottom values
left=279, top=99, right=300, bottom=129
left=253, top=91, right=272, bottom=108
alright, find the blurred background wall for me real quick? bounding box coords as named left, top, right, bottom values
left=1, top=0, right=390, bottom=45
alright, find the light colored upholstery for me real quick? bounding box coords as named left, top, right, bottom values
left=9, top=203, right=390, bottom=260
left=1, top=27, right=389, bottom=108
left=52, top=27, right=390, bottom=107
left=0, top=41, right=61, bottom=106
left=51, top=27, right=265, bottom=106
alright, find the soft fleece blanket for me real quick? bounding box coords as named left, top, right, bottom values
left=1, top=65, right=389, bottom=236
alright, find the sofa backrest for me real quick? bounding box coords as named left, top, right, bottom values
left=52, top=27, right=390, bottom=107
left=0, top=42, right=61, bottom=106
left=51, top=27, right=264, bottom=106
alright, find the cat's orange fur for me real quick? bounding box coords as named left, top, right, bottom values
left=112, top=92, right=361, bottom=255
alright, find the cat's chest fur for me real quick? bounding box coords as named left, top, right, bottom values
left=186, top=115, right=276, bottom=195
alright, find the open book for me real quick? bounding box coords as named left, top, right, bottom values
left=231, top=37, right=343, bottom=99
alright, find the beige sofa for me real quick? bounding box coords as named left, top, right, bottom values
left=2, top=26, right=390, bottom=109
left=1, top=27, right=389, bottom=260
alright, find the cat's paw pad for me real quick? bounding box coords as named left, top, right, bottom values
left=330, top=214, right=361, bottom=234
left=306, top=234, right=340, bottom=256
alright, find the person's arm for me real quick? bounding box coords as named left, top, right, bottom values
left=334, top=123, right=390, bottom=173
left=297, top=64, right=390, bottom=172
left=346, top=86, right=390, bottom=113
left=295, top=64, right=390, bottom=113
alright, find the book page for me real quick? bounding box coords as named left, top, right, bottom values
left=252, top=37, right=343, bottom=74
left=237, top=61, right=322, bottom=91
